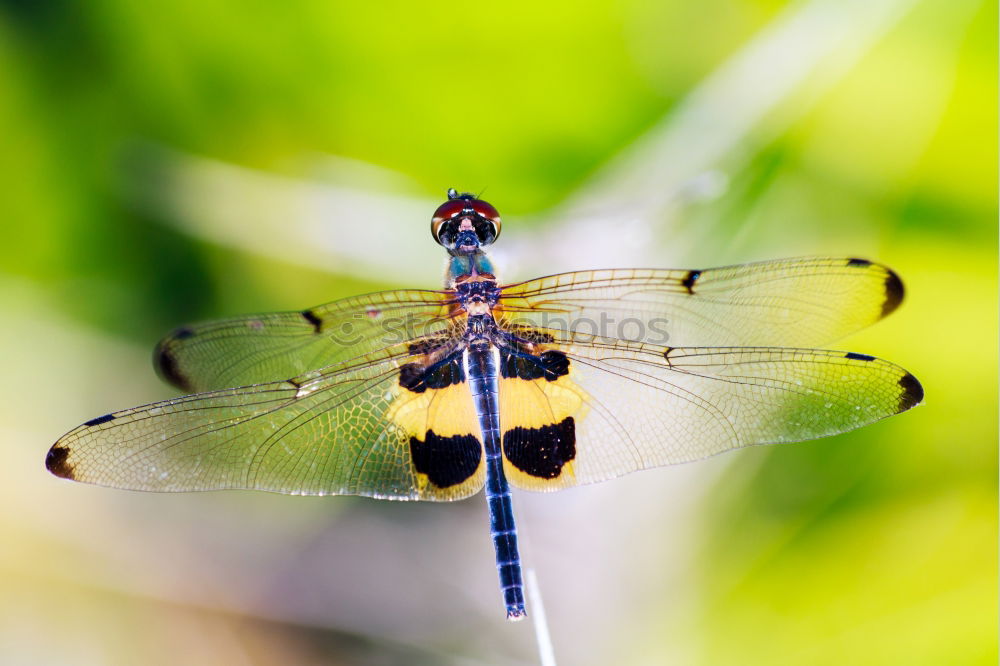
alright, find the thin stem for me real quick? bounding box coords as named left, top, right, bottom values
left=526, top=568, right=557, bottom=666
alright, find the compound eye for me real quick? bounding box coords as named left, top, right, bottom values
left=432, top=199, right=467, bottom=222
left=472, top=218, right=500, bottom=246
left=468, top=199, right=501, bottom=244
left=431, top=199, right=468, bottom=245
left=430, top=194, right=503, bottom=247
left=469, top=199, right=500, bottom=223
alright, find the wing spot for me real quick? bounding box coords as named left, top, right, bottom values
left=681, top=270, right=701, bottom=294
left=410, top=431, right=481, bottom=488
left=301, top=309, right=323, bottom=333
left=503, top=417, right=576, bottom=479
left=499, top=349, right=569, bottom=381
left=83, top=413, right=116, bottom=426
left=846, top=257, right=872, bottom=267
left=399, top=354, right=465, bottom=393
left=154, top=344, right=193, bottom=392
left=897, top=372, right=924, bottom=411
left=845, top=352, right=875, bottom=362
left=662, top=346, right=675, bottom=366
left=45, top=445, right=76, bottom=479
left=882, top=270, right=905, bottom=318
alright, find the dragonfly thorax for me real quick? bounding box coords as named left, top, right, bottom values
left=447, top=252, right=497, bottom=286
left=456, top=279, right=500, bottom=308
left=465, top=314, right=497, bottom=345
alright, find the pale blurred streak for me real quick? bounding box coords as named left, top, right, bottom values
left=131, top=0, right=918, bottom=283
left=134, top=149, right=447, bottom=285
left=532, top=0, right=919, bottom=271
left=567, top=0, right=918, bottom=217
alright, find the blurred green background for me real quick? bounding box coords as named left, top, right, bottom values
left=2, top=0, right=995, bottom=664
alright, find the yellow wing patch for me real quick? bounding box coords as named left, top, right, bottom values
left=499, top=369, right=590, bottom=491
left=386, top=380, right=479, bottom=439
left=385, top=369, right=485, bottom=500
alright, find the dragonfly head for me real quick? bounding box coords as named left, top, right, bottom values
left=431, top=189, right=502, bottom=255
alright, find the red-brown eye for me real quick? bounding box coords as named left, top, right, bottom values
left=469, top=199, right=500, bottom=222
left=430, top=192, right=503, bottom=247
left=432, top=199, right=467, bottom=223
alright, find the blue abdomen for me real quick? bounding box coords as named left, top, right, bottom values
left=465, top=345, right=525, bottom=620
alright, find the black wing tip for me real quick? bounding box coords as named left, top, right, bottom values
left=898, top=372, right=924, bottom=411
left=45, top=445, right=76, bottom=480
left=153, top=339, right=194, bottom=392
left=845, top=258, right=905, bottom=319
left=882, top=268, right=905, bottom=318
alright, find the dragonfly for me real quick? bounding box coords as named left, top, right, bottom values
left=47, top=189, right=923, bottom=620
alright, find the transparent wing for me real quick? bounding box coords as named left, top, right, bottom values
left=497, top=257, right=904, bottom=348
left=504, top=335, right=922, bottom=491
left=46, top=344, right=483, bottom=501
left=155, top=290, right=455, bottom=392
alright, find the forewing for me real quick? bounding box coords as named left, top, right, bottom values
left=155, top=290, right=455, bottom=392
left=497, top=257, right=903, bottom=348
left=499, top=335, right=922, bottom=491
left=47, top=343, right=485, bottom=501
